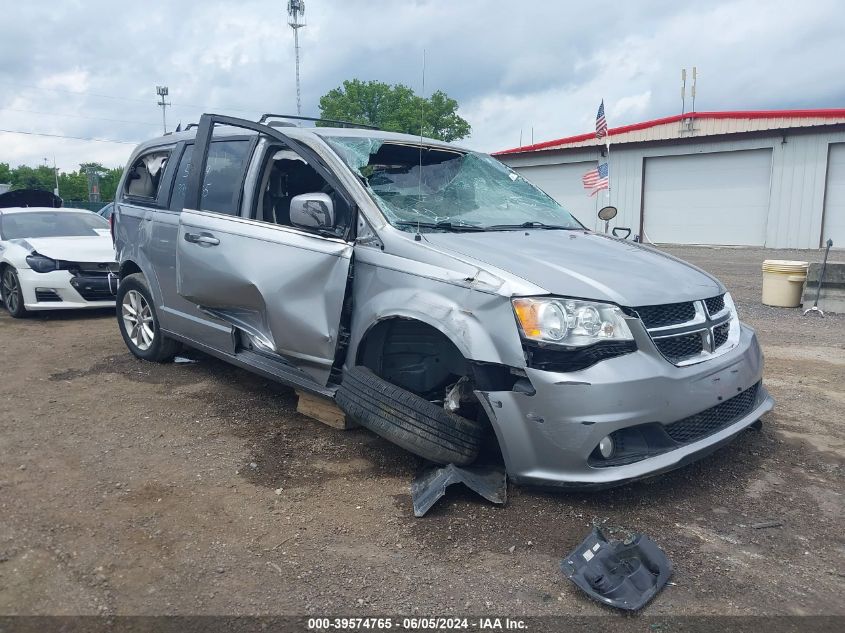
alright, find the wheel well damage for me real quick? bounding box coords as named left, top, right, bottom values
left=355, top=317, right=523, bottom=398
left=119, top=260, right=142, bottom=279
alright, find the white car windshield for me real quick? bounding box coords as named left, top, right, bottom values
left=0, top=212, right=108, bottom=240
left=325, top=137, right=583, bottom=232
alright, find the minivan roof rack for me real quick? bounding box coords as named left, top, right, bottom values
left=258, top=113, right=380, bottom=130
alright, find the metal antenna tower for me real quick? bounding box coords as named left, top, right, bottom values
left=287, top=0, right=306, bottom=115
left=156, top=86, right=170, bottom=134
left=84, top=165, right=101, bottom=203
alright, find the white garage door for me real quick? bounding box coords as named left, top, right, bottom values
left=823, top=143, right=845, bottom=247
left=643, top=149, right=772, bottom=245
left=515, top=162, right=600, bottom=229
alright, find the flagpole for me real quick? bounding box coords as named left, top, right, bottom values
left=602, top=99, right=611, bottom=231
left=605, top=99, right=611, bottom=206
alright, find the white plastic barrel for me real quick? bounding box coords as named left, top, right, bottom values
left=761, top=260, right=808, bottom=307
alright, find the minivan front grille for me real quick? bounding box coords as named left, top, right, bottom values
left=634, top=294, right=735, bottom=366
left=704, top=294, right=725, bottom=315
left=713, top=322, right=730, bottom=349
left=634, top=301, right=696, bottom=329
left=654, top=332, right=704, bottom=362
left=665, top=382, right=760, bottom=444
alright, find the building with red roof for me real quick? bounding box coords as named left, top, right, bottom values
left=495, top=109, right=845, bottom=248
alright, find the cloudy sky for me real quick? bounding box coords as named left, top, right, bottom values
left=1, top=0, right=843, bottom=172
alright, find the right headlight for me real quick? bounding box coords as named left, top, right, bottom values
left=25, top=253, right=59, bottom=273
left=512, top=297, right=634, bottom=347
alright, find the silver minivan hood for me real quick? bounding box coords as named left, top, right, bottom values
left=421, top=230, right=723, bottom=306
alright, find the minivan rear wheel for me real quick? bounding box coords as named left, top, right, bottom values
left=117, top=273, right=179, bottom=362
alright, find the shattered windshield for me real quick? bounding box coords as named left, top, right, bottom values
left=325, top=136, right=583, bottom=232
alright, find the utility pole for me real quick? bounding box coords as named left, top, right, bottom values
left=156, top=85, right=170, bottom=134
left=42, top=157, right=59, bottom=196
left=287, top=0, right=306, bottom=115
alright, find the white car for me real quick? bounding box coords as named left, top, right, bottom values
left=0, top=207, right=117, bottom=317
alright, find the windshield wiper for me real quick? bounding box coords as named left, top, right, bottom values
left=394, top=221, right=486, bottom=233
left=484, top=221, right=577, bottom=231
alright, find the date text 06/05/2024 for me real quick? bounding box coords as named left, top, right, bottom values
left=306, top=617, right=528, bottom=630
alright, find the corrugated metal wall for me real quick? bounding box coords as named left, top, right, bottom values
left=502, top=129, right=845, bottom=248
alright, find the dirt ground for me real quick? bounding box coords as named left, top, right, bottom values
left=0, top=245, right=842, bottom=617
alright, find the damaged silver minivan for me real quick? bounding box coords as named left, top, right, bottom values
left=113, top=114, right=774, bottom=487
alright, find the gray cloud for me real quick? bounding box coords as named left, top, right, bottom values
left=0, top=0, right=842, bottom=172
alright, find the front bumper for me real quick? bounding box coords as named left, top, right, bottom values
left=477, top=323, right=772, bottom=487
left=18, top=268, right=117, bottom=311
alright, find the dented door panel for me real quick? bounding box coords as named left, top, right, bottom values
left=177, top=209, right=352, bottom=385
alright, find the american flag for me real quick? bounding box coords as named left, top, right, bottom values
left=582, top=162, right=609, bottom=196
left=596, top=100, right=608, bottom=139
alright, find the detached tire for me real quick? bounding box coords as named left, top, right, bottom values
left=336, top=366, right=484, bottom=465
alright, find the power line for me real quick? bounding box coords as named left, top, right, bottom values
left=0, top=80, right=151, bottom=104
left=0, top=106, right=159, bottom=127
left=0, top=128, right=138, bottom=145
left=0, top=80, right=263, bottom=115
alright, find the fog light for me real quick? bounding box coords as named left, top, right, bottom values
left=598, top=435, right=615, bottom=459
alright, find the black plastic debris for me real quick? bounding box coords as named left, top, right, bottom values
left=560, top=527, right=672, bottom=611
left=411, top=463, right=507, bottom=517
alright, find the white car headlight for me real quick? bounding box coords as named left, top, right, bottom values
left=512, top=297, right=634, bottom=347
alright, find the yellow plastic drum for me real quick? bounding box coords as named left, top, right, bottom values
left=761, top=260, right=808, bottom=307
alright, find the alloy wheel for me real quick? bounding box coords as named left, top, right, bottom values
left=121, top=289, right=155, bottom=351
left=2, top=269, right=19, bottom=313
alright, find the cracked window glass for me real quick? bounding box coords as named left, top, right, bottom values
left=326, top=136, right=582, bottom=232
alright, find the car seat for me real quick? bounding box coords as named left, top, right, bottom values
left=126, top=165, right=154, bottom=198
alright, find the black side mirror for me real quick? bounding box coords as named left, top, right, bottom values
left=598, top=206, right=617, bottom=221
left=598, top=205, right=618, bottom=235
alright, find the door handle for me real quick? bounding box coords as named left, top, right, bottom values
left=184, top=232, right=220, bottom=246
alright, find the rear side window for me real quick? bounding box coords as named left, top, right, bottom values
left=170, top=145, right=194, bottom=211
left=200, top=140, right=251, bottom=215
left=123, top=149, right=171, bottom=201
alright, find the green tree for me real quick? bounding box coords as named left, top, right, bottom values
left=97, top=167, right=123, bottom=202
left=10, top=165, right=55, bottom=192
left=58, top=170, right=88, bottom=201
left=318, top=79, right=471, bottom=142
left=1, top=162, right=124, bottom=202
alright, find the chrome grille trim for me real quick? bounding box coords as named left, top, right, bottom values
left=636, top=294, right=739, bottom=366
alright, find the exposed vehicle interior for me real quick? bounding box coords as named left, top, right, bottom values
left=255, top=147, right=350, bottom=235
left=124, top=150, right=170, bottom=199
left=325, top=135, right=582, bottom=231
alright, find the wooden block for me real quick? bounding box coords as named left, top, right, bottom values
left=296, top=391, right=358, bottom=430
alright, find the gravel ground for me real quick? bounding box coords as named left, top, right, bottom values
left=0, top=245, right=842, bottom=617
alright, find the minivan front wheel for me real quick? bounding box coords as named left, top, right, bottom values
left=336, top=366, right=485, bottom=465
left=117, top=273, right=178, bottom=362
